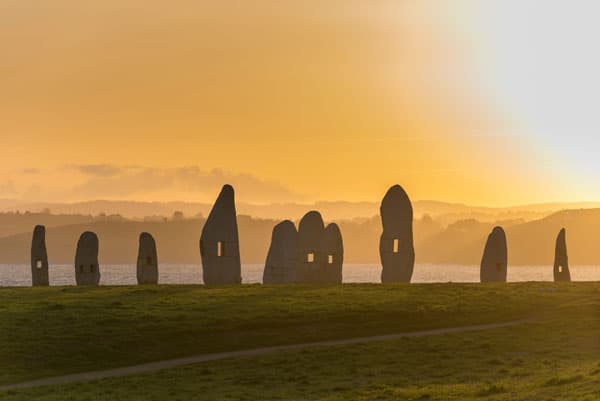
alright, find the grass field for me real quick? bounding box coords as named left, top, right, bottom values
left=1, top=283, right=599, bottom=400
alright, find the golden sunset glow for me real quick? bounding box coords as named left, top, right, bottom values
left=1, top=1, right=598, bottom=205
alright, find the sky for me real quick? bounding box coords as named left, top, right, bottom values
left=1, top=0, right=598, bottom=206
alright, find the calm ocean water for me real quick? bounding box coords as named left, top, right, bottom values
left=1, top=263, right=599, bottom=287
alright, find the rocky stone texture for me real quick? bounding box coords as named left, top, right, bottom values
left=200, top=185, right=241, bottom=285
left=554, top=228, right=571, bottom=282
left=75, top=231, right=100, bottom=286
left=296, top=211, right=326, bottom=283
left=137, top=232, right=159, bottom=285
left=263, top=220, right=298, bottom=284
left=30, top=225, right=49, bottom=286
left=480, top=226, right=508, bottom=283
left=380, top=185, right=415, bottom=283
left=263, top=214, right=344, bottom=284
left=319, top=223, right=344, bottom=283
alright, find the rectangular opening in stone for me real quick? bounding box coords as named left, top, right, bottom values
left=307, top=252, right=315, bottom=263
left=35, top=260, right=43, bottom=269
left=217, top=241, right=224, bottom=257
left=328, top=255, right=334, bottom=264
left=393, top=239, right=399, bottom=253
left=559, top=266, right=563, bottom=273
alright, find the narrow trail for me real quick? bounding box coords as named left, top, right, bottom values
left=0, top=319, right=531, bottom=392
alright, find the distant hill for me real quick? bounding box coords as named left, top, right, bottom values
left=0, top=217, right=272, bottom=265
left=419, top=209, right=600, bottom=266
left=2, top=198, right=596, bottom=223
left=0, top=214, right=442, bottom=265
left=0, top=212, right=95, bottom=238
left=1, top=208, right=599, bottom=266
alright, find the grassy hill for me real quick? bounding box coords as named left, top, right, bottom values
left=0, top=283, right=598, bottom=400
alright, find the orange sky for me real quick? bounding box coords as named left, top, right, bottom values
left=0, top=1, right=592, bottom=205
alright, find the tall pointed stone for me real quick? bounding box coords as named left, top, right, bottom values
left=200, top=184, right=241, bottom=285
left=30, top=225, right=49, bottom=286
left=296, top=211, right=325, bottom=283
left=75, top=231, right=100, bottom=286
left=554, top=228, right=571, bottom=282
left=137, top=232, right=159, bottom=285
left=480, top=226, right=508, bottom=283
left=263, top=220, right=298, bottom=284
left=380, top=185, right=415, bottom=283
left=319, top=223, right=344, bottom=284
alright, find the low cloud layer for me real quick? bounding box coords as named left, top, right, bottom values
left=75, top=164, right=122, bottom=178
left=0, top=180, right=17, bottom=197
left=65, top=165, right=301, bottom=203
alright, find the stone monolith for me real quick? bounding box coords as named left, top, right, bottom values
left=137, top=232, right=158, bottom=285
left=31, top=225, right=49, bottom=286
left=263, top=220, right=298, bottom=284
left=296, top=211, right=325, bottom=283
left=319, top=223, right=344, bottom=283
left=553, top=228, right=571, bottom=282
left=75, top=231, right=100, bottom=286
left=200, top=184, right=241, bottom=285
left=380, top=185, right=415, bottom=283
left=480, top=226, right=508, bottom=283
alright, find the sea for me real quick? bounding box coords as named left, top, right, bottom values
left=1, top=263, right=599, bottom=287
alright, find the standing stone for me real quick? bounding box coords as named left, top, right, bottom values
left=137, top=232, right=159, bottom=285
left=553, top=228, right=571, bottom=282
left=75, top=231, right=100, bottom=286
left=380, top=185, right=415, bottom=283
left=319, top=223, right=344, bottom=284
left=200, top=185, right=241, bottom=285
left=263, top=220, right=298, bottom=284
left=296, top=211, right=325, bottom=283
left=480, top=226, right=508, bottom=283
left=31, top=225, right=49, bottom=286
